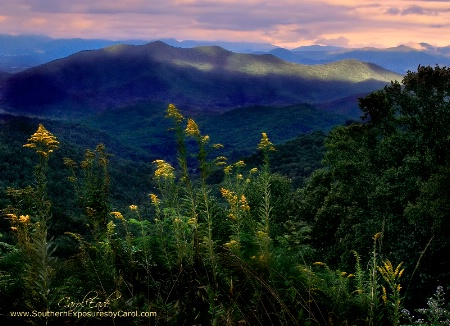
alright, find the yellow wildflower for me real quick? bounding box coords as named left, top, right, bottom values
left=11, top=226, right=18, bottom=232
left=234, top=160, right=245, bottom=168
left=250, top=167, right=258, bottom=174
left=19, top=215, right=30, bottom=224
left=152, top=159, right=175, bottom=179
left=202, top=135, right=210, bottom=143
left=110, top=212, right=125, bottom=221
left=228, top=213, right=236, bottom=220
left=220, top=188, right=238, bottom=206
left=174, top=218, right=181, bottom=223
left=129, top=205, right=138, bottom=211
left=239, top=195, right=250, bottom=211
left=223, top=165, right=233, bottom=174
left=224, top=240, right=239, bottom=248
left=347, top=274, right=355, bottom=278
left=256, top=230, right=267, bottom=238
left=382, top=286, right=387, bottom=304
left=213, top=143, right=224, bottom=149
left=166, top=103, right=184, bottom=122
left=313, top=262, right=326, bottom=266
left=215, top=156, right=227, bottom=166
left=257, top=132, right=275, bottom=151
left=187, top=217, right=197, bottom=225
left=6, top=213, right=18, bottom=221
left=341, top=271, right=347, bottom=277
left=23, top=124, right=59, bottom=157
left=237, top=174, right=243, bottom=180
left=185, top=118, right=200, bottom=137
left=149, top=193, right=160, bottom=206
left=373, top=232, right=382, bottom=241
left=394, top=261, right=404, bottom=278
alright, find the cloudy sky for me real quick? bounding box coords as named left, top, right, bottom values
left=1, top=0, right=449, bottom=48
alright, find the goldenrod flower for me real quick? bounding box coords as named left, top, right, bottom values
left=185, top=118, right=200, bottom=137
left=110, top=212, right=125, bottom=221
left=347, top=274, right=355, bottom=278
left=152, top=159, right=175, bottom=179
left=257, top=132, right=275, bottom=151
left=149, top=193, right=160, bottom=205
left=187, top=217, right=197, bottom=225
left=6, top=213, right=18, bottom=221
left=213, top=143, right=224, bottom=149
left=23, top=124, right=59, bottom=157
left=234, top=160, right=245, bottom=168
left=215, top=156, right=227, bottom=166
left=313, top=262, right=326, bottom=266
left=228, top=213, right=236, bottom=220
left=250, top=167, right=258, bottom=174
left=174, top=218, right=181, bottom=223
left=11, top=226, right=18, bottom=232
left=224, top=240, right=239, bottom=248
left=19, top=215, right=30, bottom=224
left=129, top=205, right=138, bottom=211
left=381, top=286, right=387, bottom=304
left=166, top=103, right=184, bottom=122
left=63, top=157, right=77, bottom=168
left=373, top=232, right=382, bottom=241
left=202, top=135, right=210, bottom=143
left=223, top=165, right=233, bottom=174
left=256, top=230, right=268, bottom=239
left=220, top=188, right=237, bottom=206
left=239, top=195, right=250, bottom=211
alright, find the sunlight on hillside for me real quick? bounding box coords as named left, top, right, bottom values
left=173, top=59, right=214, bottom=71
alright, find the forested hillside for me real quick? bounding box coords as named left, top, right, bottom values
left=1, top=66, right=450, bottom=325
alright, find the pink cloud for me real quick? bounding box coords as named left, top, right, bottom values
left=1, top=1, right=450, bottom=48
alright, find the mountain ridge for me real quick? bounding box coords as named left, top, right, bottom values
left=0, top=41, right=401, bottom=117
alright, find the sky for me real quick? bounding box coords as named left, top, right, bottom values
left=1, top=0, right=450, bottom=49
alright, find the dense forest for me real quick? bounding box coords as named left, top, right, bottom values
left=1, top=65, right=450, bottom=325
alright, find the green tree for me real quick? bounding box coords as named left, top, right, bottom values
left=301, top=65, right=450, bottom=304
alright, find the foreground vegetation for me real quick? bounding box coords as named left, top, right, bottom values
left=1, top=66, right=450, bottom=325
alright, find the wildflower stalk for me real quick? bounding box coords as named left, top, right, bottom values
left=368, top=232, right=383, bottom=326
left=221, top=161, right=254, bottom=256
left=378, top=259, right=405, bottom=326
left=255, top=133, right=275, bottom=264
left=7, top=124, right=60, bottom=312
left=166, top=105, right=198, bottom=266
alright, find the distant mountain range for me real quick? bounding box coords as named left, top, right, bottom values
left=0, top=40, right=400, bottom=118
left=267, top=43, right=450, bottom=74
left=1, top=34, right=450, bottom=74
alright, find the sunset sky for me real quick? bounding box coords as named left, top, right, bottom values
left=1, top=0, right=450, bottom=49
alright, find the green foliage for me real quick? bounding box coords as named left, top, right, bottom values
left=1, top=64, right=450, bottom=325
left=300, top=66, right=450, bottom=306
